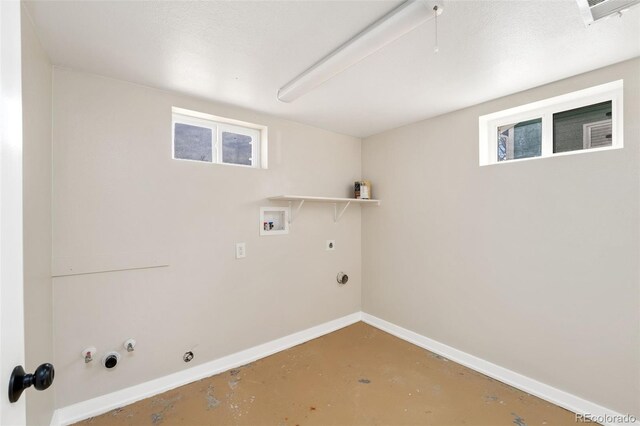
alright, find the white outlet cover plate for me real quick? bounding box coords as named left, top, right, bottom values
left=326, top=240, right=336, bottom=251
left=236, top=242, right=246, bottom=259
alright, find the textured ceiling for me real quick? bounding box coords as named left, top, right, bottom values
left=24, top=0, right=640, bottom=137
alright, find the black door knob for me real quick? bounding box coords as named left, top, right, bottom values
left=8, top=363, right=54, bottom=403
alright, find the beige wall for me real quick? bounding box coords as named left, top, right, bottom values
left=362, top=58, right=640, bottom=417
left=42, top=42, right=638, bottom=417
left=51, top=68, right=363, bottom=407
left=21, top=7, right=54, bottom=426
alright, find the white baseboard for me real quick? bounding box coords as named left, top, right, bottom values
left=52, top=311, right=637, bottom=426
left=51, top=312, right=362, bottom=426
left=361, top=313, right=639, bottom=426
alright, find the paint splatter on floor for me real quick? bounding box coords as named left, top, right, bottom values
left=205, top=385, right=220, bottom=409
left=512, top=412, right=527, bottom=426
left=75, top=322, right=579, bottom=426
left=149, top=394, right=181, bottom=424
left=484, top=394, right=499, bottom=403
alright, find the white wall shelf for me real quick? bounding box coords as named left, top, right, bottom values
left=269, top=195, right=380, bottom=223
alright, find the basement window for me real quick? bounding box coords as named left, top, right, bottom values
left=479, top=80, right=623, bottom=166
left=172, top=107, right=267, bottom=168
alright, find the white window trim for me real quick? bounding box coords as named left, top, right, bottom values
left=479, top=80, right=623, bottom=166
left=172, top=107, right=268, bottom=169
left=218, top=122, right=260, bottom=168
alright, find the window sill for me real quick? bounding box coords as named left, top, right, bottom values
left=479, top=144, right=623, bottom=167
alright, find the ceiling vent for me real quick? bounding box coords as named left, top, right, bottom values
left=576, top=0, right=640, bottom=24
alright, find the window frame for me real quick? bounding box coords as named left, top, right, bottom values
left=478, top=80, right=623, bottom=166
left=172, top=113, right=217, bottom=164
left=497, top=117, right=543, bottom=162
left=218, top=123, right=260, bottom=168
left=172, top=107, right=268, bottom=169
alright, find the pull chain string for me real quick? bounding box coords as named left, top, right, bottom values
left=433, top=5, right=439, bottom=53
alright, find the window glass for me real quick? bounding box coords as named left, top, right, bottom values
left=174, top=123, right=213, bottom=162
left=222, top=131, right=252, bottom=166
left=553, top=101, right=612, bottom=153
left=497, top=118, right=542, bottom=162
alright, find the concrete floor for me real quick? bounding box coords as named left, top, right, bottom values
left=78, top=322, right=578, bottom=425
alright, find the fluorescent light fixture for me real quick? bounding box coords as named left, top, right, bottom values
left=277, top=0, right=443, bottom=103
left=576, top=0, right=640, bottom=25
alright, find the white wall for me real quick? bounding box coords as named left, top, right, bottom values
left=51, top=68, right=363, bottom=407
left=362, top=58, right=640, bottom=417
left=21, top=7, right=54, bottom=425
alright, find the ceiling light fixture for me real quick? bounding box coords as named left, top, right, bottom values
left=277, top=0, right=443, bottom=103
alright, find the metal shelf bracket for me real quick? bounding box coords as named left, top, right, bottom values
left=288, top=199, right=305, bottom=224
left=334, top=201, right=351, bottom=223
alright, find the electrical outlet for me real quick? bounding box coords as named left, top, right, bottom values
left=326, top=240, right=336, bottom=251
left=235, top=242, right=246, bottom=259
